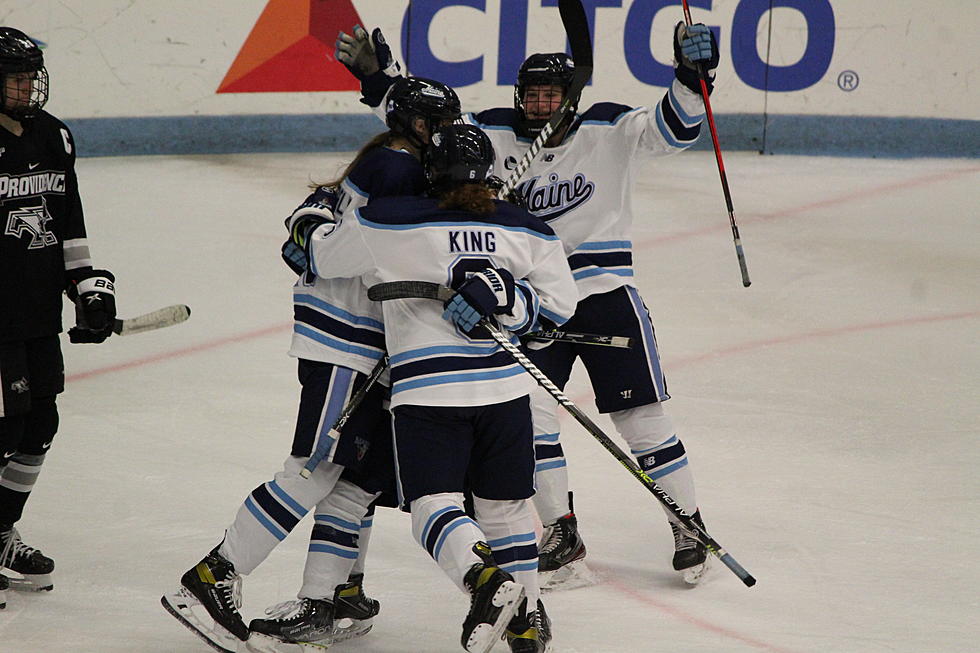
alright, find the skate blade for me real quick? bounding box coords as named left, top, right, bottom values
left=331, top=616, right=373, bottom=644
left=246, top=629, right=346, bottom=653
left=1, top=586, right=6, bottom=609
left=161, top=589, right=241, bottom=653
left=5, top=572, right=53, bottom=592
left=540, top=560, right=598, bottom=592
left=465, top=581, right=525, bottom=653
left=680, top=557, right=711, bottom=585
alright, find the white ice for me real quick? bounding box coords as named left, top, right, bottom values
left=0, top=151, right=977, bottom=653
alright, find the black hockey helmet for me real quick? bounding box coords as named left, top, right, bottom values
left=425, top=124, right=495, bottom=189
left=385, top=76, right=461, bottom=149
left=0, top=27, right=48, bottom=120
left=514, top=52, right=576, bottom=137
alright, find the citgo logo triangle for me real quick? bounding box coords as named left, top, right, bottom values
left=217, top=0, right=364, bottom=93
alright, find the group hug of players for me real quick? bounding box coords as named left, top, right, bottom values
left=0, top=14, right=722, bottom=653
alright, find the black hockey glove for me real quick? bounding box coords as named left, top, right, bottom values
left=443, top=268, right=516, bottom=333
left=335, top=25, right=400, bottom=81
left=66, top=269, right=116, bottom=344
left=673, top=22, right=719, bottom=95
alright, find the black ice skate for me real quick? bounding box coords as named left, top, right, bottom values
left=461, top=542, right=525, bottom=653
left=505, top=598, right=552, bottom=652
left=671, top=510, right=710, bottom=584
left=161, top=547, right=248, bottom=653
left=246, top=598, right=334, bottom=653
left=0, top=573, right=8, bottom=609
left=331, top=572, right=380, bottom=643
left=0, top=527, right=55, bottom=591
left=537, top=500, right=595, bottom=591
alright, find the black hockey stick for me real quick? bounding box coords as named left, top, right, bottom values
left=496, top=0, right=592, bottom=200
left=368, top=281, right=756, bottom=587
left=528, top=329, right=632, bottom=349
left=300, top=355, right=389, bottom=479
left=680, top=0, right=750, bottom=287
left=112, top=305, right=191, bottom=336
left=365, top=282, right=631, bottom=348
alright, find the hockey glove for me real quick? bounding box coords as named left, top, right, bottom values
left=673, top=22, right=719, bottom=95
left=335, top=26, right=400, bottom=82
left=443, top=268, right=516, bottom=334
left=66, top=269, right=116, bottom=344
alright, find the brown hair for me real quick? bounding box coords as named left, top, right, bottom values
left=313, top=131, right=397, bottom=190
left=437, top=183, right=496, bottom=214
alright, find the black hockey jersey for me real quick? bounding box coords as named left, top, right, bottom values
left=1, top=111, right=90, bottom=342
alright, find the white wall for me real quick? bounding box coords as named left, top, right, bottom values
left=6, top=0, right=976, bottom=120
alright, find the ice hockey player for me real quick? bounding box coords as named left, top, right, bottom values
left=336, top=20, right=721, bottom=586
left=296, top=123, right=578, bottom=651
left=0, top=26, right=117, bottom=604
left=161, top=77, right=462, bottom=653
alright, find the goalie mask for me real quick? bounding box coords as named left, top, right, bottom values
left=514, top=52, right=576, bottom=138
left=385, top=76, right=461, bottom=149
left=0, top=27, right=48, bottom=121
left=425, top=124, right=495, bottom=190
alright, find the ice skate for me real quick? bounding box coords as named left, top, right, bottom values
left=246, top=598, right=334, bottom=653
left=461, top=542, right=525, bottom=653
left=161, top=547, right=249, bottom=653
left=331, top=573, right=380, bottom=643
left=0, top=527, right=54, bottom=591
left=505, top=598, right=552, bottom=652
left=537, top=512, right=595, bottom=591
left=671, top=510, right=710, bottom=584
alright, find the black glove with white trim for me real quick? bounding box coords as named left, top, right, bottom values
left=66, top=269, right=116, bottom=344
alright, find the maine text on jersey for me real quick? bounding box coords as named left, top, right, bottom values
left=0, top=171, right=67, bottom=199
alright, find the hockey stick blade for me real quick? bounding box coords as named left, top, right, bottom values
left=496, top=0, right=592, bottom=200
left=112, top=305, right=191, bottom=336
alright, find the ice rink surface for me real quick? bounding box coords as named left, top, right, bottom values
left=0, top=150, right=977, bottom=653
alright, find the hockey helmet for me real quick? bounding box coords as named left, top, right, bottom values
left=426, top=124, right=495, bottom=189
left=385, top=76, right=461, bottom=148
left=514, top=52, right=576, bottom=137
left=0, top=27, right=48, bottom=120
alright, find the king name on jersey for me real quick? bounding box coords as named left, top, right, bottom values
left=449, top=230, right=497, bottom=253
left=0, top=170, right=66, bottom=199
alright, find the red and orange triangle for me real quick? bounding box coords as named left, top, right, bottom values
left=217, top=0, right=364, bottom=93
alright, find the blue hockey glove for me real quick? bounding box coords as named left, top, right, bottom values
left=335, top=25, right=400, bottom=81
left=66, top=268, right=116, bottom=344
left=443, top=268, right=516, bottom=334
left=673, top=22, right=719, bottom=95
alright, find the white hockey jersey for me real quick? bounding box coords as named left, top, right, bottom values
left=286, top=146, right=427, bottom=375
left=466, top=79, right=706, bottom=300
left=306, top=195, right=578, bottom=409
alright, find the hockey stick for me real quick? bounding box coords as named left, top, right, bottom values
left=112, top=305, right=191, bottom=336
left=496, top=0, right=592, bottom=200
left=368, top=281, right=756, bottom=587
left=300, top=355, right=389, bottom=479
left=527, top=329, right=632, bottom=349
left=680, top=1, right=751, bottom=288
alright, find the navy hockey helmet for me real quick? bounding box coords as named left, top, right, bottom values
left=385, top=76, right=461, bottom=148
left=514, top=52, right=576, bottom=137
left=0, top=27, right=48, bottom=120
left=426, top=124, right=495, bottom=189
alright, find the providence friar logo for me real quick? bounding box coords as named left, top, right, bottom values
left=217, top=0, right=365, bottom=93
